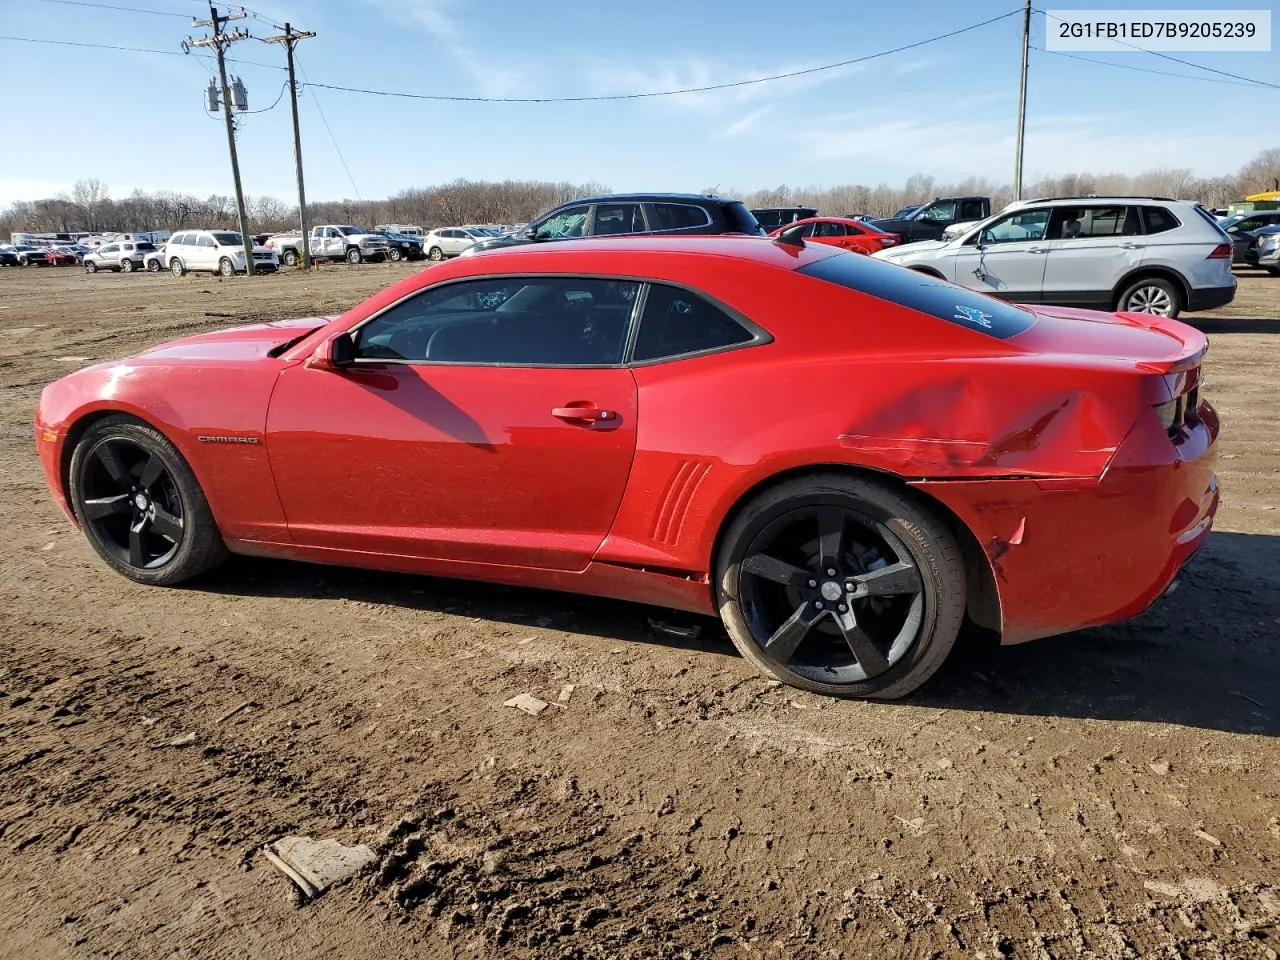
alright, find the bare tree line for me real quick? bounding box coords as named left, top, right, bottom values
left=4, top=149, right=1279, bottom=238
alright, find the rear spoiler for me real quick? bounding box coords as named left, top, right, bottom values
left=1114, top=311, right=1208, bottom=374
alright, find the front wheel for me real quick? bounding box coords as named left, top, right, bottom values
left=428, top=246, right=444, bottom=262
left=18, top=255, right=29, bottom=267
left=1116, top=277, right=1181, bottom=318
left=68, top=416, right=226, bottom=585
left=85, top=261, right=98, bottom=274
left=388, top=247, right=403, bottom=262
left=218, top=258, right=236, bottom=278
left=282, top=249, right=299, bottom=267
left=146, top=258, right=161, bottom=272
left=346, top=247, right=362, bottom=264
left=715, top=473, right=966, bottom=700
left=170, top=258, right=185, bottom=277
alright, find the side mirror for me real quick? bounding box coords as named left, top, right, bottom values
left=525, top=227, right=539, bottom=241
left=775, top=225, right=806, bottom=247
left=307, top=331, right=355, bottom=371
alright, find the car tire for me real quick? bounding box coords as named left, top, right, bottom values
left=170, top=259, right=185, bottom=277
left=68, top=415, right=227, bottom=586
left=388, top=247, right=403, bottom=262
left=18, top=255, right=29, bottom=267
left=428, top=246, right=444, bottom=262
left=346, top=247, right=362, bottom=264
left=218, top=258, right=236, bottom=278
left=1116, top=276, right=1181, bottom=318
left=282, top=249, right=299, bottom=267
left=146, top=258, right=161, bottom=272
left=715, top=472, right=966, bottom=700
left=85, top=261, right=98, bottom=273
left=121, top=258, right=135, bottom=273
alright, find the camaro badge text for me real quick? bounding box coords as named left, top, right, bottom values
left=197, top=435, right=260, bottom=444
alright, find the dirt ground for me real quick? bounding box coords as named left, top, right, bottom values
left=1, top=261, right=1278, bottom=960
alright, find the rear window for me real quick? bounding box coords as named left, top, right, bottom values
left=723, top=202, right=765, bottom=236
left=650, top=203, right=712, bottom=231
left=798, top=252, right=1036, bottom=340
left=1142, top=206, right=1181, bottom=234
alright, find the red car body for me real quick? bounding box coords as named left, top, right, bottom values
left=35, top=237, right=1217, bottom=652
left=46, top=247, right=80, bottom=266
left=769, top=217, right=900, bottom=255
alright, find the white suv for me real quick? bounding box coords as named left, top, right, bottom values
left=163, top=230, right=279, bottom=277
left=423, top=226, right=494, bottom=261
left=872, top=197, right=1236, bottom=318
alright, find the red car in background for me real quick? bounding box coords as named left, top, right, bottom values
left=34, top=237, right=1218, bottom=700
left=769, top=216, right=900, bottom=254
left=46, top=246, right=80, bottom=266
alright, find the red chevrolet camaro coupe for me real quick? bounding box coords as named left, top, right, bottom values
left=768, top=217, right=900, bottom=255
left=34, top=236, right=1219, bottom=699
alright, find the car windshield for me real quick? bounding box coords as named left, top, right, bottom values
left=336, top=226, right=364, bottom=236
left=893, top=205, right=923, bottom=219
left=211, top=232, right=243, bottom=245
left=14, top=245, right=37, bottom=252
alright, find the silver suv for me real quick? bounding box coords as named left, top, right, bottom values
left=873, top=197, right=1236, bottom=318
left=84, top=240, right=158, bottom=274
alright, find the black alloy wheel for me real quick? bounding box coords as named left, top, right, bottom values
left=716, top=474, right=965, bottom=699
left=69, top=417, right=226, bottom=584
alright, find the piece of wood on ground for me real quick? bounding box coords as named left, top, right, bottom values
left=262, top=836, right=377, bottom=899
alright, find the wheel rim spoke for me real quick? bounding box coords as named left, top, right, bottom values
left=138, top=453, right=164, bottom=490
left=742, top=553, right=811, bottom=587
left=763, top=601, right=823, bottom=665
left=149, top=505, right=183, bottom=542
left=128, top=524, right=146, bottom=567
left=96, top=443, right=133, bottom=489
left=834, top=608, right=890, bottom=678
left=82, top=494, right=131, bottom=520
left=849, top=560, right=921, bottom=598
left=815, top=507, right=847, bottom=572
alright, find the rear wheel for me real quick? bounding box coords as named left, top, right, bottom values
left=428, top=246, right=444, bottom=262
left=121, top=258, right=135, bottom=273
left=282, top=249, right=299, bottom=267
left=346, top=247, right=362, bottom=264
left=715, top=473, right=966, bottom=700
left=1117, top=276, right=1181, bottom=318
left=68, top=416, right=226, bottom=585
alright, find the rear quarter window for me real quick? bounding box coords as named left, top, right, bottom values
left=651, top=203, right=712, bottom=231
left=798, top=252, right=1036, bottom=340
left=1142, top=206, right=1181, bottom=234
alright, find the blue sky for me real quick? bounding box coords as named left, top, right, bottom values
left=1, top=0, right=1277, bottom=207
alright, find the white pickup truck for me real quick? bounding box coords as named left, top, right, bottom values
left=266, top=225, right=391, bottom=266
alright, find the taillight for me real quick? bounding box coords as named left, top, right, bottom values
left=1206, top=243, right=1232, bottom=259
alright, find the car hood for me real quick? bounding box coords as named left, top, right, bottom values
left=135, top=316, right=334, bottom=362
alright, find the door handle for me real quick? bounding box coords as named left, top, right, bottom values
left=1120, top=242, right=1143, bottom=249
left=1027, top=246, right=1048, bottom=254
left=552, top=403, right=616, bottom=423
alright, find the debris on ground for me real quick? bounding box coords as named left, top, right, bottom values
left=647, top=618, right=702, bottom=640
left=503, top=693, right=550, bottom=716
left=261, top=836, right=377, bottom=899
left=557, top=684, right=576, bottom=703
left=150, top=732, right=197, bottom=749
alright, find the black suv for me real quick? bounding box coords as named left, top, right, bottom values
left=462, top=193, right=764, bottom=255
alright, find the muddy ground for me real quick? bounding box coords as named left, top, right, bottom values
left=1, top=262, right=1278, bottom=959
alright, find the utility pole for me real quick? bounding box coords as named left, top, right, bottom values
left=187, top=5, right=256, bottom=275
left=263, top=22, right=316, bottom=268
left=1012, top=0, right=1031, bottom=201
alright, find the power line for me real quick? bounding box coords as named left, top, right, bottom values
left=1033, top=8, right=1279, bottom=90
left=243, top=80, right=289, bottom=114
left=298, top=9, right=1022, bottom=104
left=0, top=33, right=285, bottom=70
left=31, top=0, right=192, bottom=17
left=296, top=55, right=362, bottom=201
left=1032, top=45, right=1270, bottom=88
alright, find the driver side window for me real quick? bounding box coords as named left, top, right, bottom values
left=920, top=201, right=956, bottom=222
left=353, top=276, right=639, bottom=366
left=534, top=206, right=589, bottom=240
left=979, top=209, right=1050, bottom=245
